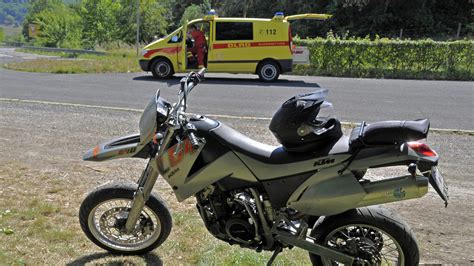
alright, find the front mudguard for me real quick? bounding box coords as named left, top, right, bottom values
left=83, top=134, right=150, bottom=162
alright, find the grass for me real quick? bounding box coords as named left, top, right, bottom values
left=0, top=162, right=312, bottom=265
left=3, top=48, right=141, bottom=74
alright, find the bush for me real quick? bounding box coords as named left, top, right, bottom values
left=294, top=36, right=473, bottom=80
left=34, top=5, right=83, bottom=48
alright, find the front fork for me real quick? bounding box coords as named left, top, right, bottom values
left=125, top=159, right=159, bottom=232
left=125, top=127, right=173, bottom=231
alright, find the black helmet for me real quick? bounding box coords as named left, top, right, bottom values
left=269, top=89, right=342, bottom=152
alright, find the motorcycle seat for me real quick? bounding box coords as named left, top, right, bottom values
left=350, top=119, right=430, bottom=149
left=209, top=124, right=349, bottom=164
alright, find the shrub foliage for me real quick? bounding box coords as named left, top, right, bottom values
left=295, top=36, right=473, bottom=80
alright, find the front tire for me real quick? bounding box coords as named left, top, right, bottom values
left=309, top=206, right=419, bottom=265
left=79, top=181, right=172, bottom=255
left=151, top=58, right=174, bottom=79
left=257, top=60, right=280, bottom=82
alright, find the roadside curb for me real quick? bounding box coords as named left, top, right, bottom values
left=1, top=97, right=472, bottom=135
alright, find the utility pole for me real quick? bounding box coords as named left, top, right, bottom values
left=456, top=23, right=462, bottom=39
left=136, top=0, right=140, bottom=57
left=243, top=0, right=247, bottom=18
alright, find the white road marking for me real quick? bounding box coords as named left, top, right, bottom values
left=0, top=97, right=472, bottom=134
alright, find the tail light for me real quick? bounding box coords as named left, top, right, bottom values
left=407, top=142, right=437, bottom=157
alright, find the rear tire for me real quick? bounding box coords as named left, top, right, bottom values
left=79, top=181, right=172, bottom=255
left=309, top=206, right=419, bottom=265
left=257, top=60, right=280, bottom=82
left=151, top=58, right=174, bottom=79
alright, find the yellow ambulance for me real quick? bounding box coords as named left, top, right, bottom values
left=139, top=11, right=330, bottom=82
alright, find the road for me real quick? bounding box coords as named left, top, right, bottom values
left=0, top=59, right=472, bottom=130
left=0, top=47, right=59, bottom=63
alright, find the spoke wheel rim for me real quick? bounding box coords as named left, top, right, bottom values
left=322, top=224, right=405, bottom=265
left=88, top=198, right=162, bottom=251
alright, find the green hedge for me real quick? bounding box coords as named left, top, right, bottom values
left=294, top=37, right=473, bottom=80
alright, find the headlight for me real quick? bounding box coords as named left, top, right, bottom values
left=141, top=49, right=149, bottom=57
left=156, top=98, right=171, bottom=124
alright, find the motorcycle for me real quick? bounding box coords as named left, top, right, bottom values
left=79, top=69, right=448, bottom=265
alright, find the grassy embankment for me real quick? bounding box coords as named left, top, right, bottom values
left=3, top=48, right=141, bottom=74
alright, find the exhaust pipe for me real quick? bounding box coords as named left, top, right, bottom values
left=357, top=175, right=428, bottom=207
left=288, top=173, right=429, bottom=216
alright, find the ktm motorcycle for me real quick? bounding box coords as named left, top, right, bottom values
left=79, top=69, right=448, bottom=265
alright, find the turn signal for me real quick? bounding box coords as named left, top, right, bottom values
left=407, top=142, right=437, bottom=157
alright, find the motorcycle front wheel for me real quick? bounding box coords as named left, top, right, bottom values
left=309, top=206, right=419, bottom=266
left=79, top=181, right=172, bottom=255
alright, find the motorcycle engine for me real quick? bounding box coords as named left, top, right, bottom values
left=196, top=186, right=262, bottom=249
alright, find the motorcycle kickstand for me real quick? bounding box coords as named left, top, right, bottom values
left=267, top=245, right=283, bottom=266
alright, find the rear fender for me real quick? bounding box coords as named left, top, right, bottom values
left=83, top=134, right=149, bottom=162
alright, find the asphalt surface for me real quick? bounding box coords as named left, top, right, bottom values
left=0, top=49, right=472, bottom=130
left=0, top=47, right=59, bottom=63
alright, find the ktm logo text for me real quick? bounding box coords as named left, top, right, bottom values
left=156, top=139, right=196, bottom=177
left=314, top=158, right=335, bottom=167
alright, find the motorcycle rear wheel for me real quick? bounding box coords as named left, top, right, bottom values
left=79, top=181, right=172, bottom=255
left=309, top=206, right=419, bottom=266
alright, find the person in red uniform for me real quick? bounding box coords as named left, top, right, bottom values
left=187, top=24, right=206, bottom=68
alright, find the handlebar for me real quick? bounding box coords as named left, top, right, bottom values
left=187, top=131, right=200, bottom=150
left=196, top=68, right=206, bottom=80
left=180, top=68, right=206, bottom=93
left=184, top=123, right=200, bottom=150
left=158, top=68, right=206, bottom=152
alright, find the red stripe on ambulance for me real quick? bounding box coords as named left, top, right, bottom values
left=213, top=41, right=289, bottom=49
left=144, top=47, right=182, bottom=58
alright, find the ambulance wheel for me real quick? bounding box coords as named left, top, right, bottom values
left=151, top=58, right=174, bottom=79
left=257, top=60, right=280, bottom=82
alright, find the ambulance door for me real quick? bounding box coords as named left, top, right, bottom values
left=206, top=20, right=218, bottom=71
left=284, top=14, right=331, bottom=66
left=284, top=13, right=332, bottom=21
left=207, top=21, right=256, bottom=73
left=177, top=22, right=187, bottom=71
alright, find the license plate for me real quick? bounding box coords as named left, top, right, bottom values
left=429, top=166, right=449, bottom=207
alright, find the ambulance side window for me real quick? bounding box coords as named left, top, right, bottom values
left=169, top=31, right=182, bottom=43
left=215, top=22, right=253, bottom=41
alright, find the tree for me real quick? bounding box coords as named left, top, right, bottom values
left=22, top=0, right=63, bottom=40
left=115, top=0, right=168, bottom=44
left=34, top=4, right=82, bottom=48
left=80, top=0, right=121, bottom=48
left=180, top=0, right=210, bottom=25
left=139, top=0, right=169, bottom=42
left=4, top=14, right=14, bottom=25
